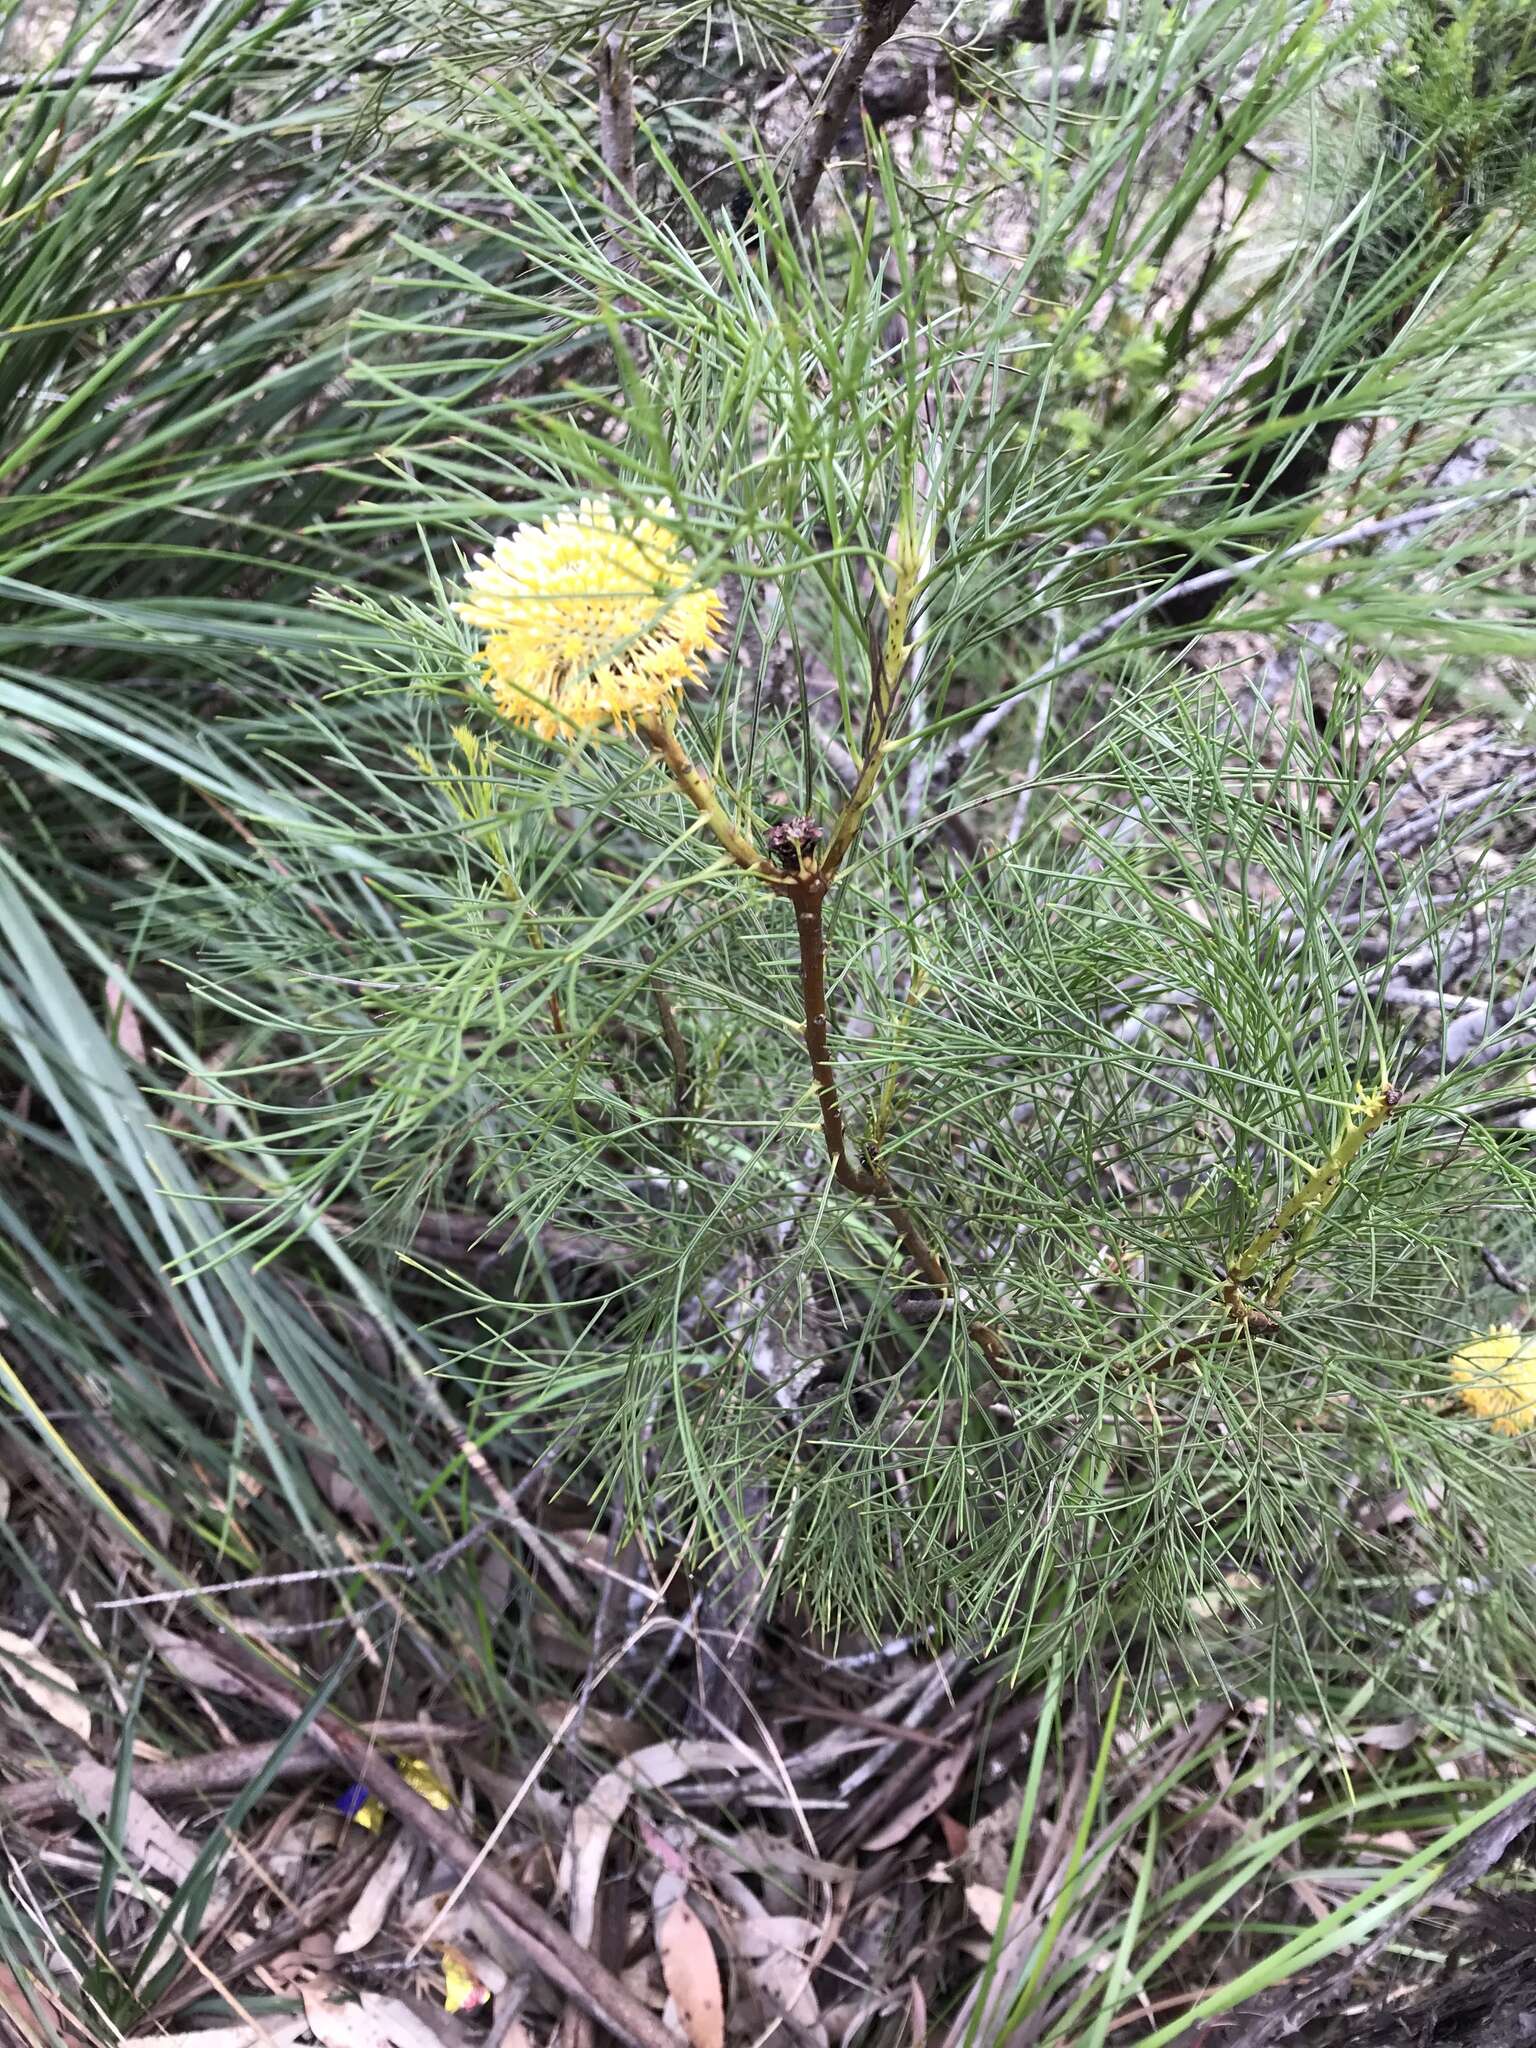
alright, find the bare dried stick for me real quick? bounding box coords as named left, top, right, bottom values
left=95, top=1525, right=496, bottom=1609
left=790, top=0, right=918, bottom=224
left=935, top=482, right=1536, bottom=789
left=0, top=1722, right=478, bottom=1824
left=595, top=24, right=638, bottom=268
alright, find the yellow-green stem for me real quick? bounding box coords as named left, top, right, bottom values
left=637, top=713, right=772, bottom=877
left=821, top=516, right=924, bottom=879
left=1226, top=1084, right=1400, bottom=1311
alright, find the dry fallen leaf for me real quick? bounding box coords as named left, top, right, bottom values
left=696, top=1863, right=826, bottom=2044
left=1359, top=1718, right=1422, bottom=1752
left=147, top=1629, right=251, bottom=1697
left=862, top=1739, right=973, bottom=1852
left=301, top=1984, right=445, bottom=2048
left=728, top=1911, right=825, bottom=2042
left=70, top=1761, right=198, bottom=1885
left=724, top=1827, right=850, bottom=1885
left=0, top=1626, right=91, bottom=1744
left=732, top=1912, right=821, bottom=1963
left=81, top=1426, right=172, bottom=1550
left=654, top=1872, right=724, bottom=2048
left=307, top=1455, right=381, bottom=1531
left=0, top=1966, right=74, bottom=2048
left=963, top=1883, right=1029, bottom=1942
left=165, top=1038, right=239, bottom=1136
left=560, top=1739, right=749, bottom=1951
left=940, top=1907, right=1046, bottom=2048
left=536, top=1699, right=648, bottom=1756
left=936, top=1811, right=969, bottom=1858
left=334, top=1833, right=414, bottom=1955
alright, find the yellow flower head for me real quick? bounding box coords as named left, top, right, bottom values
left=1450, top=1323, right=1536, bottom=1436
left=458, top=497, right=724, bottom=742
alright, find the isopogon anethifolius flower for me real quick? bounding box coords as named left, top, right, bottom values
left=458, top=497, right=724, bottom=742
left=1450, top=1324, right=1536, bottom=1437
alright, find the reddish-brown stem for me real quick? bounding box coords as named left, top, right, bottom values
left=790, top=871, right=872, bottom=1195
left=786, top=872, right=1007, bottom=1367
left=651, top=978, right=692, bottom=1122
left=631, top=719, right=1005, bottom=1365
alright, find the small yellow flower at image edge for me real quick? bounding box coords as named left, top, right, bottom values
left=457, top=496, right=725, bottom=742
left=1450, top=1323, right=1536, bottom=1437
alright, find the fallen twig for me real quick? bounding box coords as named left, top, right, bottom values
left=1376, top=764, right=1536, bottom=865
left=203, top=1642, right=684, bottom=2048
left=0, top=1721, right=478, bottom=1824
left=94, top=1525, right=496, bottom=1610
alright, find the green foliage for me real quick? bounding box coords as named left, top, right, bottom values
left=3, top=0, right=1536, bottom=2035
left=3, top=0, right=1536, bottom=1807
left=1386, top=0, right=1536, bottom=226
left=126, top=0, right=1536, bottom=1691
